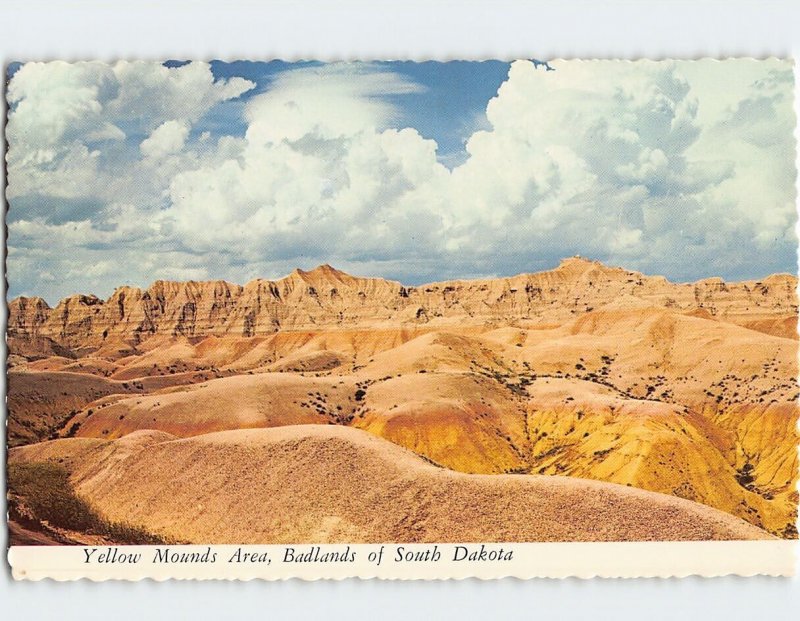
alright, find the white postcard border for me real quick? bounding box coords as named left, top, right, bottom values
left=8, top=541, right=797, bottom=581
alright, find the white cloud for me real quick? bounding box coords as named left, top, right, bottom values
left=446, top=59, right=795, bottom=275
left=6, top=61, right=254, bottom=200
left=245, top=63, right=424, bottom=144
left=161, top=65, right=444, bottom=252
left=5, top=60, right=796, bottom=303
left=141, top=120, right=190, bottom=159
left=86, top=122, right=127, bottom=142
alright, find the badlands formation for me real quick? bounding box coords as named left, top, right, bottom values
left=9, top=427, right=768, bottom=543
left=7, top=257, right=799, bottom=542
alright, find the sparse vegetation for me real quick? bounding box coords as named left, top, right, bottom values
left=6, top=261, right=798, bottom=540
left=8, top=462, right=173, bottom=544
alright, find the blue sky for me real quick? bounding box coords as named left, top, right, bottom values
left=199, top=60, right=512, bottom=167
left=5, top=59, right=797, bottom=303
left=369, top=61, right=511, bottom=166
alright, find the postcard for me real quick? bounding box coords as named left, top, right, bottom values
left=4, top=58, right=798, bottom=580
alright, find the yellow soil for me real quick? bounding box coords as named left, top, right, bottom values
left=7, top=263, right=797, bottom=539
left=9, top=426, right=772, bottom=543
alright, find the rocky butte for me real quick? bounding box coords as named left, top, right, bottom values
left=8, top=257, right=798, bottom=351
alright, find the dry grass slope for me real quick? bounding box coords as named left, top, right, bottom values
left=9, top=426, right=771, bottom=543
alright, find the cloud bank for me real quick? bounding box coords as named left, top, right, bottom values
left=6, top=59, right=796, bottom=302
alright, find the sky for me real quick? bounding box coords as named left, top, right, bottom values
left=5, top=59, right=797, bottom=304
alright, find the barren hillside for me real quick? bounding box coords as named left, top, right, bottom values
left=7, top=259, right=798, bottom=539
left=8, top=426, right=771, bottom=543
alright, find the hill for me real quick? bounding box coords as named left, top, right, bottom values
left=7, top=259, right=798, bottom=538
left=8, top=426, right=771, bottom=543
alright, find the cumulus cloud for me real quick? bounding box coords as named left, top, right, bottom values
left=245, top=63, right=424, bottom=143
left=5, top=59, right=796, bottom=303
left=159, top=64, right=445, bottom=258
left=6, top=61, right=254, bottom=199
left=445, top=59, right=795, bottom=280
left=140, top=120, right=190, bottom=159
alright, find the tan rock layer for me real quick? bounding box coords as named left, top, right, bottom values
left=9, top=258, right=798, bottom=350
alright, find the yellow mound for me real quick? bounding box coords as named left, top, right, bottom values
left=522, top=378, right=794, bottom=536
left=64, top=373, right=359, bottom=439
left=353, top=372, right=528, bottom=473
left=8, top=280, right=797, bottom=539
left=358, top=331, right=505, bottom=376
left=267, top=349, right=345, bottom=373
left=9, top=426, right=771, bottom=543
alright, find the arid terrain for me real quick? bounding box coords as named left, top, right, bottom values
left=8, top=427, right=770, bottom=543
left=6, top=257, right=799, bottom=543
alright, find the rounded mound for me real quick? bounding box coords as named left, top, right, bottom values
left=11, top=425, right=772, bottom=544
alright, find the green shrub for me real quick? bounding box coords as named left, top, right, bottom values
left=8, top=462, right=173, bottom=544
left=8, top=462, right=97, bottom=531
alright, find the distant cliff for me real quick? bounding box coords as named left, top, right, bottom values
left=8, top=258, right=798, bottom=350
